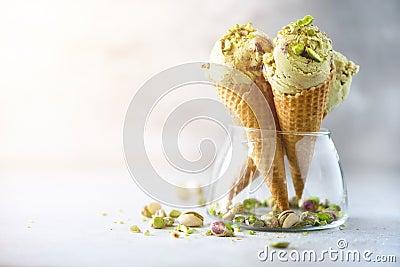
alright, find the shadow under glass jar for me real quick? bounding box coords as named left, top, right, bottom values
left=207, top=126, right=348, bottom=232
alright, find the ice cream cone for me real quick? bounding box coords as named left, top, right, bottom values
left=210, top=23, right=290, bottom=211
left=272, top=69, right=334, bottom=199
left=215, top=80, right=290, bottom=211
left=262, top=15, right=338, bottom=200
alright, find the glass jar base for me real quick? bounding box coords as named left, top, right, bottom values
left=207, top=211, right=347, bottom=232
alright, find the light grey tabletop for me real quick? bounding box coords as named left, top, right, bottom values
left=0, top=169, right=398, bottom=267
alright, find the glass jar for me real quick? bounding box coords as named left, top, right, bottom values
left=207, top=126, right=348, bottom=232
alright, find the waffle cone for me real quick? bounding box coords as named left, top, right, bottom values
left=272, top=70, right=334, bottom=200
left=215, top=77, right=289, bottom=211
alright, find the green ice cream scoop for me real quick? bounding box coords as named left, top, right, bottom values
left=264, top=15, right=333, bottom=94
left=326, top=51, right=359, bottom=113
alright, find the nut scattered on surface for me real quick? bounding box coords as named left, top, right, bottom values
left=248, top=230, right=256, bottom=235
left=150, top=217, right=165, bottom=229
left=175, top=224, right=194, bottom=234
left=169, top=209, right=181, bottom=218
left=141, top=202, right=162, bottom=218
left=222, top=207, right=238, bottom=221
left=143, top=230, right=150, bottom=236
left=147, top=202, right=162, bottom=214
left=269, top=241, right=290, bottom=248
left=130, top=225, right=141, bottom=233
left=278, top=210, right=299, bottom=228
left=210, top=221, right=234, bottom=237
left=154, top=209, right=167, bottom=218
left=170, top=231, right=180, bottom=238
left=177, top=211, right=204, bottom=227
left=163, top=217, right=175, bottom=227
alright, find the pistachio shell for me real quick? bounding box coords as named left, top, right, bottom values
left=146, top=202, right=162, bottom=214
left=154, top=209, right=166, bottom=218
left=177, top=212, right=204, bottom=227
left=222, top=207, right=237, bottom=221
left=282, top=213, right=299, bottom=228
left=278, top=210, right=300, bottom=228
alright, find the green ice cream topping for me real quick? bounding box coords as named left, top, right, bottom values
left=292, top=43, right=305, bottom=55
left=296, top=15, right=314, bottom=26
left=210, top=22, right=274, bottom=83
left=263, top=15, right=333, bottom=94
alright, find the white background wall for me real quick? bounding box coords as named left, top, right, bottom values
left=0, top=0, right=399, bottom=178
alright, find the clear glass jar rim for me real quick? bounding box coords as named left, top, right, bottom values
left=228, top=125, right=331, bottom=136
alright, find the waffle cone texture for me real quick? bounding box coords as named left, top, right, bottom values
left=272, top=69, right=335, bottom=199
left=215, top=78, right=290, bottom=211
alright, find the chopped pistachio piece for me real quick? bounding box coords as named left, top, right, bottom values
left=243, top=198, right=259, bottom=210
left=223, top=39, right=232, bottom=51
left=307, top=29, right=316, bottom=36
left=169, top=209, right=181, bottom=218
left=306, top=47, right=323, bottom=62
left=144, top=230, right=150, bottom=236
left=301, top=231, right=308, bottom=236
left=175, top=224, right=194, bottom=234
left=328, top=204, right=341, bottom=211
left=130, top=225, right=141, bottom=233
left=205, top=229, right=213, bottom=236
left=163, top=217, right=175, bottom=227
left=248, top=230, right=256, bottom=235
left=292, top=43, right=305, bottom=55
left=154, top=209, right=166, bottom=218
left=296, top=15, right=314, bottom=26
left=308, top=196, right=320, bottom=205
left=234, top=216, right=245, bottom=223
left=151, top=216, right=165, bottom=229
left=317, top=213, right=333, bottom=223
left=246, top=215, right=257, bottom=225
left=269, top=241, right=290, bottom=248
left=170, top=231, right=180, bottom=238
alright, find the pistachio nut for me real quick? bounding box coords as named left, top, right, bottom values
left=278, top=210, right=299, bottom=228
left=129, top=225, right=141, bottom=233
left=300, top=211, right=319, bottom=226
left=210, top=221, right=234, bottom=237
left=234, top=216, right=245, bottom=224
left=306, top=47, right=323, bottom=62
left=302, top=199, right=317, bottom=212
left=261, top=213, right=279, bottom=228
left=328, top=204, right=341, bottom=211
left=163, top=217, right=175, bottom=227
left=169, top=209, right=181, bottom=218
left=141, top=202, right=162, bottom=218
left=233, top=203, right=245, bottom=214
left=177, top=211, right=204, bottom=227
left=141, top=207, right=152, bottom=218
left=146, top=202, right=162, bottom=214
left=222, top=207, right=238, bottom=221
left=317, top=212, right=333, bottom=223
left=150, top=216, right=165, bottom=229
left=175, top=224, right=194, bottom=234
left=248, top=230, right=256, bottom=235
left=154, top=209, right=166, bottom=218
left=252, top=219, right=265, bottom=227
left=269, top=241, right=290, bottom=249
left=246, top=215, right=257, bottom=225
left=319, top=198, right=330, bottom=208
